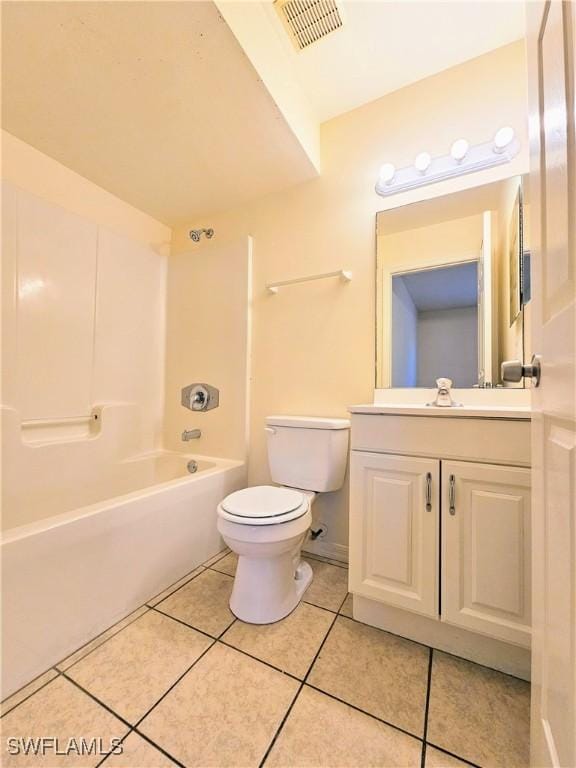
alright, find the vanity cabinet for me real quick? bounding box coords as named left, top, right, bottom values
left=349, top=410, right=532, bottom=655
left=349, top=452, right=439, bottom=618
left=441, top=461, right=531, bottom=646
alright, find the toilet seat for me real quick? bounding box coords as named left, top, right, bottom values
left=218, top=485, right=309, bottom=526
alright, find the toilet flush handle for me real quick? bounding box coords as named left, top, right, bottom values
left=265, top=427, right=277, bottom=435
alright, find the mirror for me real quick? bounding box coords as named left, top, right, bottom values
left=376, top=176, right=531, bottom=388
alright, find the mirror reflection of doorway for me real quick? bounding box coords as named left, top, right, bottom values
left=391, top=261, right=478, bottom=388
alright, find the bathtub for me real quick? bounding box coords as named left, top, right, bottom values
left=1, top=450, right=246, bottom=698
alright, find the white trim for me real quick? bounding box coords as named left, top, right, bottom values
left=302, top=539, right=348, bottom=565
left=353, top=595, right=531, bottom=681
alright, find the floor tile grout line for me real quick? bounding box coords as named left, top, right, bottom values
left=0, top=667, right=58, bottom=707
left=258, top=682, right=304, bottom=768
left=3, top=616, right=509, bottom=768
left=303, top=682, right=425, bottom=744
left=207, top=549, right=350, bottom=572
left=300, top=597, right=428, bottom=745
left=332, top=605, right=530, bottom=685
left=54, top=606, right=149, bottom=674
left=3, top=572, right=521, bottom=768
left=56, top=610, right=153, bottom=676
left=131, top=616, right=237, bottom=731
left=420, top=647, right=434, bottom=768
left=302, top=552, right=350, bottom=570
left=301, top=597, right=343, bottom=614
left=28, top=562, right=214, bottom=686
left=0, top=669, right=63, bottom=719
left=148, top=562, right=207, bottom=601
left=60, top=671, right=135, bottom=731
left=260, top=594, right=351, bottom=764
left=205, top=567, right=346, bottom=616
left=146, top=566, right=207, bottom=608
left=216, top=639, right=304, bottom=684
left=95, top=726, right=136, bottom=768
left=208, top=563, right=236, bottom=577
left=425, top=742, right=483, bottom=768
left=132, top=727, right=188, bottom=768
left=339, top=612, right=431, bottom=650
left=132, top=641, right=217, bottom=731
left=218, top=595, right=345, bottom=684
left=149, top=603, right=232, bottom=642
left=4, top=565, right=218, bottom=718
left=430, top=644, right=530, bottom=683
left=64, top=644, right=231, bottom=768
left=94, top=722, right=187, bottom=768
left=202, top=549, right=232, bottom=569
left=300, top=594, right=348, bottom=685
left=257, top=600, right=344, bottom=768
left=10, top=588, right=341, bottom=721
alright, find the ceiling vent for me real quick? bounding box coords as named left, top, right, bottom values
left=274, top=0, right=344, bottom=51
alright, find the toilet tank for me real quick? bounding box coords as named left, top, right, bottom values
left=265, top=416, right=350, bottom=492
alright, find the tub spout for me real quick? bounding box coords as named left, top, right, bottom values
left=182, top=428, right=201, bottom=441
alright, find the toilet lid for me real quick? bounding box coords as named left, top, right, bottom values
left=221, top=486, right=306, bottom=521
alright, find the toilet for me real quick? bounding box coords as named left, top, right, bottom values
left=217, top=415, right=350, bottom=624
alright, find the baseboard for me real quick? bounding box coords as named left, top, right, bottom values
left=353, top=595, right=531, bottom=681
left=302, top=539, right=349, bottom=564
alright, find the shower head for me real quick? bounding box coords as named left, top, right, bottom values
left=189, top=228, right=214, bottom=242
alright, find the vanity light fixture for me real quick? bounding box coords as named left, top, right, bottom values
left=493, top=125, right=515, bottom=153
left=414, top=152, right=432, bottom=173
left=378, top=162, right=396, bottom=186
left=375, top=127, right=520, bottom=197
left=450, top=138, right=469, bottom=162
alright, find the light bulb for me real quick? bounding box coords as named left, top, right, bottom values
left=414, top=152, right=431, bottom=173
left=493, top=126, right=515, bottom=153
left=451, top=138, right=469, bottom=162
left=379, top=163, right=396, bottom=186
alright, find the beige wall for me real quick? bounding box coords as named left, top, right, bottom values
left=168, top=42, right=529, bottom=558
left=1, top=42, right=529, bottom=547
left=164, top=236, right=252, bottom=460
left=1, top=132, right=170, bottom=250
left=1, top=132, right=170, bottom=530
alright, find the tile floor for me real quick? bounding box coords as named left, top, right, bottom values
left=1, top=550, right=530, bottom=768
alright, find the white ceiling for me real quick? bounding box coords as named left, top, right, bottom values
left=398, top=261, right=478, bottom=312
left=258, top=0, right=525, bottom=122
left=2, top=1, right=526, bottom=225
left=1, top=1, right=317, bottom=226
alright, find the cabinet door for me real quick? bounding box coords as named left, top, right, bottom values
left=349, top=452, right=439, bottom=618
left=442, top=461, right=531, bottom=647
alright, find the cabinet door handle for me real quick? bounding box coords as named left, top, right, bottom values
left=425, top=472, right=432, bottom=511
left=449, top=474, right=456, bottom=515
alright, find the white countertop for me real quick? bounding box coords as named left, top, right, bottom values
left=348, top=403, right=532, bottom=420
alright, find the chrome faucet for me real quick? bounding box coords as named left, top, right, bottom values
left=182, top=428, right=201, bottom=441
left=428, top=378, right=461, bottom=407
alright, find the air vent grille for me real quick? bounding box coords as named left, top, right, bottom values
left=275, top=0, right=343, bottom=51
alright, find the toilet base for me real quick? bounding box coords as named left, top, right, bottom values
left=229, top=554, right=313, bottom=625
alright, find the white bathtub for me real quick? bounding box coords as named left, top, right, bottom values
left=1, top=451, right=246, bottom=698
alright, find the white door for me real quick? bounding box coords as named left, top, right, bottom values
left=442, top=461, right=531, bottom=648
left=349, top=452, right=439, bottom=618
left=526, top=1, right=576, bottom=765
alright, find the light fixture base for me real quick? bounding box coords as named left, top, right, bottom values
left=375, top=135, right=519, bottom=197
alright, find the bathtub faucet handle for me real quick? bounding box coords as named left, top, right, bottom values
left=181, top=383, right=220, bottom=412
